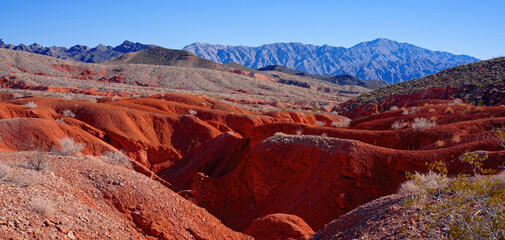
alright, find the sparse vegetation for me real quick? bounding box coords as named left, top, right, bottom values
left=445, top=106, right=454, bottom=114
left=402, top=107, right=419, bottom=116
left=55, top=118, right=66, bottom=124
left=188, top=110, right=197, bottom=116
left=391, top=120, right=405, bottom=130
left=62, top=109, right=76, bottom=118
left=410, top=117, right=436, bottom=130
left=27, top=145, right=47, bottom=171
left=57, top=138, right=84, bottom=155
left=389, top=106, right=399, bottom=111
left=0, top=163, right=11, bottom=180
left=30, top=197, right=55, bottom=218
left=401, top=144, right=505, bottom=239
left=24, top=101, right=37, bottom=109
left=316, top=120, right=326, bottom=127
left=101, top=150, right=132, bottom=168
left=331, top=119, right=351, bottom=128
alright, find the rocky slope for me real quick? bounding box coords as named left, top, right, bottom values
left=0, top=39, right=153, bottom=63
left=257, top=64, right=388, bottom=89
left=338, top=57, right=505, bottom=118
left=0, top=48, right=368, bottom=112
left=106, top=46, right=225, bottom=71
left=0, top=89, right=504, bottom=238
left=183, top=38, right=479, bottom=83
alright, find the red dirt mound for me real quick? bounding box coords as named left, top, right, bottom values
left=243, top=213, right=315, bottom=240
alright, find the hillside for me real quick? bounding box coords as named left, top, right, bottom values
left=339, top=57, right=505, bottom=118
left=0, top=48, right=366, bottom=111
left=0, top=39, right=153, bottom=63
left=183, top=38, right=479, bottom=83
left=106, top=47, right=225, bottom=71
left=257, top=64, right=388, bottom=89
left=0, top=91, right=504, bottom=239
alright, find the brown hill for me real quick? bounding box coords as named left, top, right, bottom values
left=106, top=46, right=225, bottom=71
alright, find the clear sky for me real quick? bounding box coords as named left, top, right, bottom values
left=1, top=0, right=504, bottom=59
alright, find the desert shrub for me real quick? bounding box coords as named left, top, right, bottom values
left=55, top=118, right=66, bottom=124
left=452, top=98, right=463, bottom=105
left=57, top=138, right=84, bottom=155
left=315, top=120, right=326, bottom=127
left=27, top=146, right=47, bottom=171
left=391, top=120, right=405, bottom=130
left=24, top=101, right=37, bottom=109
left=62, top=95, right=73, bottom=101
left=0, top=163, right=11, bottom=180
left=445, top=106, right=454, bottom=114
left=62, top=109, right=75, bottom=118
left=401, top=150, right=505, bottom=239
left=188, top=110, right=197, bottom=116
left=402, top=107, right=419, bottom=116
left=101, top=150, right=132, bottom=168
left=10, top=170, right=41, bottom=187
left=111, top=96, right=121, bottom=101
left=295, top=129, right=303, bottom=135
left=30, top=197, right=55, bottom=218
left=331, top=119, right=351, bottom=128
left=389, top=106, right=399, bottom=111
left=410, top=117, right=436, bottom=130
left=12, top=93, right=24, bottom=99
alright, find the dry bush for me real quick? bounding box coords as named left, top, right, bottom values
left=62, top=109, right=75, bottom=118
left=0, top=163, right=11, bottom=180
left=331, top=119, right=351, bottom=128
left=436, top=140, right=445, bottom=147
left=410, top=117, right=436, bottom=130
left=24, top=101, right=37, bottom=109
left=101, top=150, right=132, bottom=168
left=111, top=96, right=121, bottom=101
left=57, top=138, right=84, bottom=155
left=445, top=106, right=454, bottom=114
left=12, top=93, right=24, bottom=99
left=429, top=108, right=436, bottom=113
left=402, top=107, right=419, bottom=116
left=27, top=147, right=47, bottom=171
left=315, top=120, right=326, bottom=127
left=30, top=197, right=55, bottom=218
left=451, top=98, right=463, bottom=105
left=62, top=95, right=73, bottom=101
left=391, top=120, right=405, bottom=130
left=55, top=118, right=66, bottom=124
left=389, top=106, right=399, bottom=111
left=452, top=134, right=461, bottom=143
left=188, top=110, right=197, bottom=116
left=10, top=170, right=41, bottom=187
left=295, top=129, right=303, bottom=135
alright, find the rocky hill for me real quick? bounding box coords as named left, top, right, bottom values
left=105, top=46, right=225, bottom=71
left=338, top=57, right=505, bottom=118
left=258, top=64, right=388, bottom=89
left=183, top=38, right=479, bottom=83
left=0, top=39, right=153, bottom=63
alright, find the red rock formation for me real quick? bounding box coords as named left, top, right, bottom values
left=243, top=213, right=315, bottom=240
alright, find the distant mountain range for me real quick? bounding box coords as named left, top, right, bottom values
left=0, top=39, right=154, bottom=63
left=183, top=38, right=480, bottom=83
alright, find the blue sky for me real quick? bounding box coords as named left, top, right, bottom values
left=1, top=0, right=504, bottom=59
